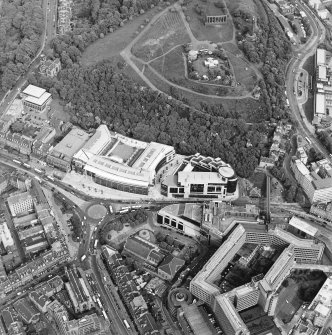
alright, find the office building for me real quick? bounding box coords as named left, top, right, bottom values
left=7, top=192, right=33, bottom=217
left=47, top=127, right=90, bottom=171
left=47, top=300, right=70, bottom=335
left=291, top=158, right=332, bottom=203
left=161, top=154, right=237, bottom=199
left=189, top=221, right=325, bottom=335
left=157, top=203, right=203, bottom=237
left=73, top=125, right=175, bottom=195
left=0, top=222, right=14, bottom=251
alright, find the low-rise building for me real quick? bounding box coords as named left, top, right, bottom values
left=13, top=298, right=40, bottom=324
left=310, top=202, right=332, bottom=222
left=124, top=235, right=164, bottom=267
left=29, top=291, right=50, bottom=313
left=39, top=58, right=61, bottom=77
left=158, top=255, right=185, bottom=281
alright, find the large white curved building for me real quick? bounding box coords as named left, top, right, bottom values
left=72, top=125, right=175, bottom=195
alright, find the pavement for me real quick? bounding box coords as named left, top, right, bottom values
left=43, top=187, right=79, bottom=258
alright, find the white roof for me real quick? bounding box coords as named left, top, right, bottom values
left=25, top=92, right=52, bottom=106
left=318, top=66, right=327, bottom=80
left=289, top=216, right=318, bottom=237
left=294, top=159, right=310, bottom=176
left=132, top=142, right=174, bottom=171
left=316, top=49, right=326, bottom=65
left=178, top=171, right=227, bottom=185
left=315, top=303, right=330, bottom=316
left=84, top=159, right=150, bottom=187
left=316, top=93, right=326, bottom=115
left=219, top=166, right=234, bottom=178
left=79, top=124, right=112, bottom=155
left=23, top=85, right=46, bottom=98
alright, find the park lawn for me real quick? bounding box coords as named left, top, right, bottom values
left=228, top=55, right=257, bottom=91
left=81, top=6, right=162, bottom=66
left=150, top=46, right=185, bottom=81
left=224, top=0, right=258, bottom=17
left=132, top=10, right=191, bottom=62
left=185, top=0, right=234, bottom=43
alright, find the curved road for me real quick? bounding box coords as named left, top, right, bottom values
left=286, top=1, right=327, bottom=157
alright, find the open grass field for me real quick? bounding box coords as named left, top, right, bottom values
left=132, top=10, right=191, bottom=62
left=229, top=55, right=258, bottom=91
left=185, top=0, right=234, bottom=43
left=81, top=7, right=162, bottom=66
left=150, top=46, right=185, bottom=81
left=224, top=0, right=257, bottom=16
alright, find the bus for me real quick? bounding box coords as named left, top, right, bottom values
left=81, top=255, right=86, bottom=262
left=119, top=209, right=129, bottom=214
left=305, top=137, right=312, bottom=144
left=47, top=175, right=55, bottom=181
left=102, top=310, right=108, bottom=320
left=286, top=98, right=289, bottom=105
left=123, top=319, right=130, bottom=329
left=121, top=206, right=130, bottom=211
left=97, top=298, right=103, bottom=308
left=109, top=205, right=113, bottom=214
left=132, top=205, right=142, bottom=209
left=23, top=163, right=31, bottom=168
left=12, top=159, right=21, bottom=165
left=94, top=239, right=98, bottom=249
left=34, top=176, right=42, bottom=183
left=34, top=168, right=43, bottom=174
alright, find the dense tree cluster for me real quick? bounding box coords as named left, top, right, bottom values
left=269, top=166, right=304, bottom=202
left=33, top=60, right=267, bottom=178
left=317, top=131, right=332, bottom=153
left=231, top=2, right=292, bottom=122
left=48, top=0, right=164, bottom=67
left=0, top=0, right=44, bottom=92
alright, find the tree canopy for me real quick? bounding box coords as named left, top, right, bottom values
left=0, top=0, right=44, bottom=92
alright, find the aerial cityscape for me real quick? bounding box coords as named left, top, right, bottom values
left=1, top=0, right=332, bottom=334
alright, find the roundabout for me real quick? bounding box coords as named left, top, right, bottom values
left=86, top=203, right=108, bottom=220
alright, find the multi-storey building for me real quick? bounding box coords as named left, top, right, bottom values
left=161, top=154, right=237, bottom=199
left=7, top=192, right=34, bottom=217
left=189, top=221, right=325, bottom=335
left=21, top=85, right=52, bottom=122
left=291, top=158, right=332, bottom=203
left=310, top=202, right=332, bottom=222
left=47, top=127, right=89, bottom=171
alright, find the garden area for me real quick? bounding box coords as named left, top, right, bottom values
left=276, top=270, right=327, bottom=323
left=132, top=10, right=191, bottom=62
left=99, top=209, right=149, bottom=244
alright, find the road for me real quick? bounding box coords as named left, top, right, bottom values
left=90, top=255, right=134, bottom=335
left=286, top=1, right=327, bottom=157
left=0, top=0, right=57, bottom=116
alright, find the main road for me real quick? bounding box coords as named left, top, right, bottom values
left=286, top=0, right=327, bottom=156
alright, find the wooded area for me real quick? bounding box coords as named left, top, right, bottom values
left=0, top=0, right=44, bottom=92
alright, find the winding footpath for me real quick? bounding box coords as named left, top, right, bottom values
left=121, top=3, right=257, bottom=100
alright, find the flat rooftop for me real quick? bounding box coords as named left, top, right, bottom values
left=23, top=85, right=46, bottom=98
left=51, top=127, right=90, bottom=158
left=25, top=92, right=51, bottom=106
left=288, top=217, right=318, bottom=237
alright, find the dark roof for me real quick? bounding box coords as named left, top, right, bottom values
left=158, top=255, right=185, bottom=278
left=124, top=235, right=164, bottom=264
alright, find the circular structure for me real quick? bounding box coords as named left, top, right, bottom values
left=139, top=229, right=151, bottom=240
left=218, top=166, right=234, bottom=178
left=176, top=292, right=185, bottom=302
left=87, top=204, right=108, bottom=220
